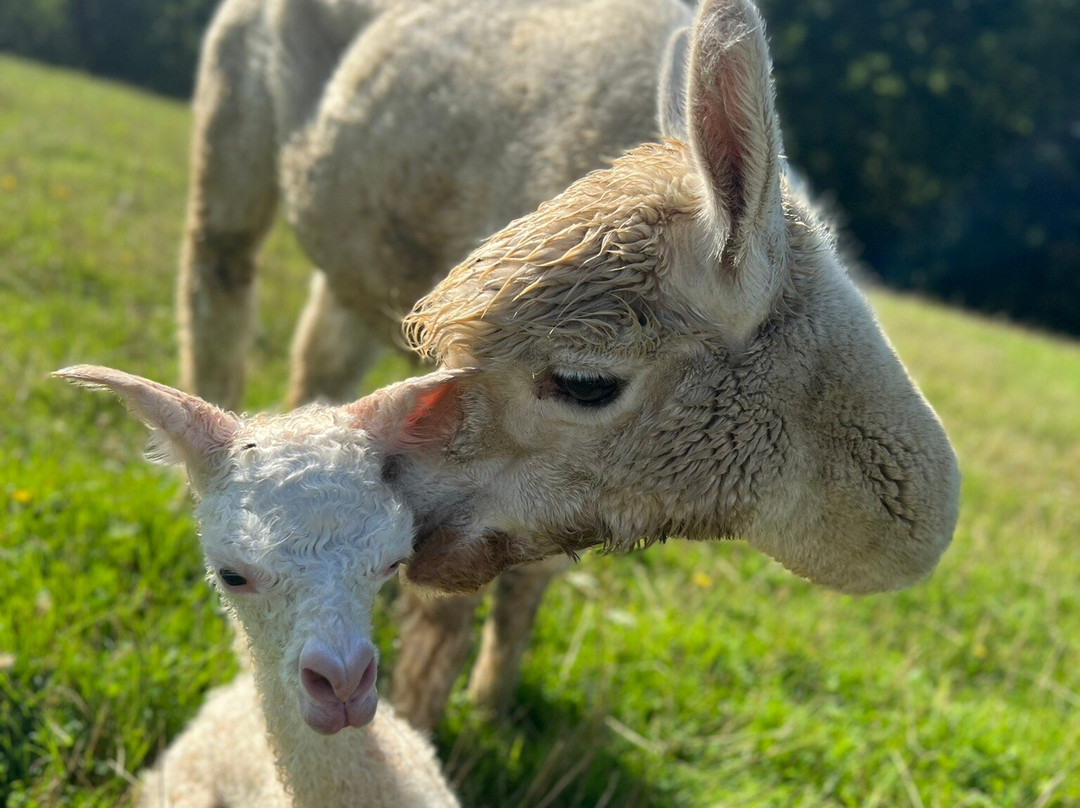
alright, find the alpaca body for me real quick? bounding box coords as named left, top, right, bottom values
left=178, top=0, right=959, bottom=736
left=137, top=675, right=284, bottom=808
left=179, top=0, right=692, bottom=409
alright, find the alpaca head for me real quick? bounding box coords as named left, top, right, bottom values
left=374, top=0, right=959, bottom=595
left=54, top=365, right=467, bottom=735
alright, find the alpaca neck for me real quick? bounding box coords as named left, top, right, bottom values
left=251, top=653, right=379, bottom=808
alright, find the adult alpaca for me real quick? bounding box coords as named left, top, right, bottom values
left=376, top=0, right=960, bottom=603
left=178, top=0, right=693, bottom=730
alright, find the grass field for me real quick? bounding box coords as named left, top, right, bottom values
left=2, top=54, right=1079, bottom=808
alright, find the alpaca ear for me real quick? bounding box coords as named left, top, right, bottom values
left=686, top=0, right=786, bottom=287
left=347, top=368, right=479, bottom=453
left=657, top=26, right=691, bottom=139
left=54, top=365, right=239, bottom=487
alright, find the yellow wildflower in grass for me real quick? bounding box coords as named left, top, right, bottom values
left=1, top=173, right=17, bottom=191
left=12, top=489, right=33, bottom=504
left=691, top=571, right=713, bottom=588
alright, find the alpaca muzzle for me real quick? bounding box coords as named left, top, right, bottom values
left=297, top=638, right=379, bottom=734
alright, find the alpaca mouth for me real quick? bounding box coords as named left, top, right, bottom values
left=406, top=525, right=522, bottom=593
left=300, top=688, right=379, bottom=735
left=410, top=523, right=439, bottom=554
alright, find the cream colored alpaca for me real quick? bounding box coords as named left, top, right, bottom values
left=357, top=0, right=960, bottom=600
left=178, top=0, right=694, bottom=731
left=55, top=366, right=460, bottom=808
left=178, top=0, right=691, bottom=410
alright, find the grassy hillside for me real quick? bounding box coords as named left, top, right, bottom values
left=2, top=55, right=1078, bottom=807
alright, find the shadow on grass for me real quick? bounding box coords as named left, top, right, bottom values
left=435, top=680, right=678, bottom=808
left=0, top=669, right=51, bottom=805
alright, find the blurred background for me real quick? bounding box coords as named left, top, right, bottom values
left=2, top=0, right=1078, bottom=334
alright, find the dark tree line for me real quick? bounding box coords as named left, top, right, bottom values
left=0, top=0, right=218, bottom=97
left=2, top=0, right=1077, bottom=335
left=760, top=0, right=1080, bottom=336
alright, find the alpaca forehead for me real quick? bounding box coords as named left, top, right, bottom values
left=198, top=427, right=412, bottom=563
left=237, top=406, right=358, bottom=447
left=407, top=142, right=702, bottom=363
left=200, top=483, right=410, bottom=561
left=231, top=410, right=382, bottom=486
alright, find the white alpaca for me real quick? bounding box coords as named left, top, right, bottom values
left=350, top=0, right=961, bottom=598
left=54, top=365, right=460, bottom=808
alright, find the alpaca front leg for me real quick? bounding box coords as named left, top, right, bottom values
left=287, top=272, right=383, bottom=407
left=391, top=589, right=483, bottom=733
left=179, top=229, right=265, bottom=411
left=467, top=556, right=569, bottom=718
left=178, top=3, right=277, bottom=410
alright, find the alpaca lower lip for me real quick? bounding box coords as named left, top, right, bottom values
left=301, top=701, right=347, bottom=735
left=344, top=689, right=378, bottom=729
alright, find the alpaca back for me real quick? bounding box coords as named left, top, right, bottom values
left=135, top=675, right=287, bottom=808
left=274, top=0, right=694, bottom=306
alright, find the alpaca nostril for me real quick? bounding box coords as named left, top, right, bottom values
left=299, top=641, right=377, bottom=704
left=357, top=655, right=377, bottom=697
left=301, top=665, right=339, bottom=703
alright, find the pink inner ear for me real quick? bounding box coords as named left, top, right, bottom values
left=397, top=383, right=460, bottom=449
left=348, top=369, right=474, bottom=453
left=693, top=90, right=748, bottom=223
left=686, top=1, right=780, bottom=265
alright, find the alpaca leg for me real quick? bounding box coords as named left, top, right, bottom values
left=390, top=588, right=483, bottom=733
left=467, top=556, right=569, bottom=717
left=178, top=7, right=278, bottom=411
left=287, top=272, right=382, bottom=407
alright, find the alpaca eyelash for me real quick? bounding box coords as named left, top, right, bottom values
left=383, top=560, right=404, bottom=577
left=218, top=568, right=249, bottom=588
left=540, top=370, right=625, bottom=408
left=216, top=566, right=263, bottom=593
left=555, top=373, right=623, bottom=406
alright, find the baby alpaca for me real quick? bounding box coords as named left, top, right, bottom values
left=135, top=675, right=452, bottom=808
left=55, top=365, right=461, bottom=808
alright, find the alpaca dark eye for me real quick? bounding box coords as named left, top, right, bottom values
left=219, top=569, right=248, bottom=587
left=550, top=372, right=623, bottom=407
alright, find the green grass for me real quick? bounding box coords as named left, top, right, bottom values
left=2, top=54, right=1078, bottom=807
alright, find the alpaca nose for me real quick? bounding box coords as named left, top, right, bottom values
left=299, top=639, right=377, bottom=705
